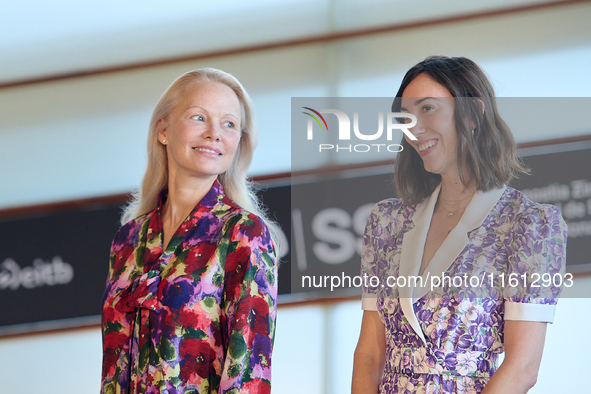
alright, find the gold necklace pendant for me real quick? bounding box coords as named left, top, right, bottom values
left=440, top=192, right=476, bottom=207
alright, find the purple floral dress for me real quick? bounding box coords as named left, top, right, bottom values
left=361, top=186, right=567, bottom=393
left=101, top=180, right=277, bottom=394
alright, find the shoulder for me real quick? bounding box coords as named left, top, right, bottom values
left=503, top=187, right=567, bottom=238
left=363, top=198, right=418, bottom=245
left=370, top=198, right=406, bottom=219
left=368, top=197, right=420, bottom=228
left=218, top=207, right=276, bottom=274
left=218, top=200, right=272, bottom=243
left=111, top=209, right=156, bottom=248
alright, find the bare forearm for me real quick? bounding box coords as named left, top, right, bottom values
left=481, top=363, right=537, bottom=394
left=352, top=352, right=382, bottom=394
left=353, top=311, right=386, bottom=394
left=482, top=321, right=546, bottom=394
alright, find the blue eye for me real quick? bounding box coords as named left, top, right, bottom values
left=224, top=121, right=235, bottom=128
left=192, top=115, right=204, bottom=121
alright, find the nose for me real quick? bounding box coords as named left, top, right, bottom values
left=204, top=121, right=221, bottom=141
left=407, top=115, right=425, bottom=139
left=401, top=114, right=423, bottom=143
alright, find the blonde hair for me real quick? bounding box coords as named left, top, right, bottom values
left=122, top=67, right=281, bottom=250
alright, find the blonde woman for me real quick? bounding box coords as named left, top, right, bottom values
left=101, top=68, right=278, bottom=393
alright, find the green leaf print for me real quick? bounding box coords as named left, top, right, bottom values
left=213, top=271, right=223, bottom=287
left=262, top=251, right=274, bottom=268
left=228, top=331, right=246, bottom=359
left=266, top=269, right=275, bottom=286
left=183, top=327, right=207, bottom=340
left=103, top=321, right=123, bottom=335
left=167, top=236, right=182, bottom=251
left=202, top=296, right=215, bottom=309
left=160, top=337, right=177, bottom=361
left=227, top=361, right=241, bottom=378
left=139, top=341, right=150, bottom=371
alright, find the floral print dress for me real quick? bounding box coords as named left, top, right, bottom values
left=101, top=180, right=277, bottom=394
left=361, top=185, right=567, bottom=394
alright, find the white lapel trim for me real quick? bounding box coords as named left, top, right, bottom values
left=398, top=184, right=506, bottom=344
left=414, top=185, right=506, bottom=300
left=398, top=185, right=440, bottom=345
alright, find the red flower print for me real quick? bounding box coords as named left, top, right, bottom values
left=101, top=181, right=278, bottom=393
left=247, top=214, right=265, bottom=237
left=179, top=338, right=217, bottom=381
left=149, top=214, right=163, bottom=234
left=184, top=242, right=217, bottom=274
left=102, top=305, right=118, bottom=323
left=111, top=244, right=134, bottom=274
left=233, top=296, right=270, bottom=345
left=224, top=246, right=250, bottom=300
left=241, top=379, right=271, bottom=394
left=102, top=331, right=128, bottom=375
left=143, top=246, right=163, bottom=268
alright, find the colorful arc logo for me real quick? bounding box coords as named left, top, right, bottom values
left=302, top=107, right=328, bottom=131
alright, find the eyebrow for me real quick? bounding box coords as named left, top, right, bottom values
left=400, top=97, right=441, bottom=112
left=185, top=105, right=240, bottom=119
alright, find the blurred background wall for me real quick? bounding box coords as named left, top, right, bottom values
left=1, top=1, right=590, bottom=392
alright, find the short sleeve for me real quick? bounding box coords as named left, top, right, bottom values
left=504, top=204, right=568, bottom=323
left=361, top=200, right=401, bottom=311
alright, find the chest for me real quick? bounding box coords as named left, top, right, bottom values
left=420, top=210, right=463, bottom=275
left=377, top=206, right=512, bottom=300
left=117, top=213, right=232, bottom=286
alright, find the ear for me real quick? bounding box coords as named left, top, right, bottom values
left=474, top=98, right=485, bottom=115
left=468, top=99, right=485, bottom=131
left=156, top=118, right=168, bottom=144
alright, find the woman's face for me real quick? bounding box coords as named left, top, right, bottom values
left=400, top=73, right=459, bottom=179
left=158, top=81, right=242, bottom=183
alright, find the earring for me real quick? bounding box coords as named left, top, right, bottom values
left=162, top=139, right=166, bottom=144
left=471, top=128, right=475, bottom=136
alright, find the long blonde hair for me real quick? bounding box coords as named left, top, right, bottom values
left=122, top=67, right=281, bottom=250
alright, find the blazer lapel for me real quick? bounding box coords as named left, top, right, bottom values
left=398, top=185, right=506, bottom=344
left=398, top=185, right=440, bottom=345
left=414, top=186, right=506, bottom=301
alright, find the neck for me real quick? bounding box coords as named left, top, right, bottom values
left=438, top=172, right=476, bottom=202
left=435, top=173, right=476, bottom=218
left=163, top=168, right=217, bottom=225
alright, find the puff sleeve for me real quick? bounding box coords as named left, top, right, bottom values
left=503, top=204, right=568, bottom=323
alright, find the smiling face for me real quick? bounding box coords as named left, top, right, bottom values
left=158, top=81, right=242, bottom=184
left=400, top=73, right=460, bottom=179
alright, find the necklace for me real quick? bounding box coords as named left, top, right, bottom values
left=438, top=192, right=475, bottom=217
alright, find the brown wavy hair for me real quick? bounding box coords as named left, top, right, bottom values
left=391, top=56, right=529, bottom=205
